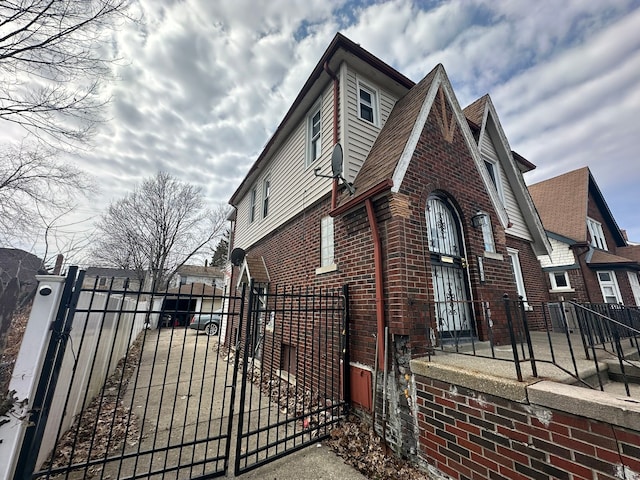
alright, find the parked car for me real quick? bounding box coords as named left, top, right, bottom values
left=189, top=311, right=221, bottom=336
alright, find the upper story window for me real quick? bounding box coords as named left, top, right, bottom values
left=587, top=217, right=608, bottom=250
left=262, top=177, right=271, bottom=218
left=249, top=186, right=257, bottom=223
left=484, top=159, right=504, bottom=201
left=358, top=81, right=378, bottom=125
left=307, top=104, right=321, bottom=166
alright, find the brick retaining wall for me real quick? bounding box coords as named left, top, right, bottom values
left=411, top=368, right=640, bottom=480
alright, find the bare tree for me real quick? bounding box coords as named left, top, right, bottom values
left=0, top=142, right=93, bottom=246
left=92, top=172, right=230, bottom=291
left=0, top=0, right=134, bottom=146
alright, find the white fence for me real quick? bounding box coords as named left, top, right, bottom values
left=34, top=291, right=149, bottom=468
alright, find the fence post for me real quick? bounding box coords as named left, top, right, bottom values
left=0, top=275, right=67, bottom=480
left=503, top=294, right=523, bottom=382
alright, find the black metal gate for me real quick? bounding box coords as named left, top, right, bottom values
left=234, top=282, right=349, bottom=475
left=14, top=270, right=349, bottom=479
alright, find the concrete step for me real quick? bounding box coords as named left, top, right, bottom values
left=604, top=359, right=640, bottom=384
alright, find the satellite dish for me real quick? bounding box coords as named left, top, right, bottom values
left=230, top=247, right=246, bottom=267
left=331, top=143, right=343, bottom=177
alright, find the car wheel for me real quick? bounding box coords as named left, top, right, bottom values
left=205, top=323, right=219, bottom=336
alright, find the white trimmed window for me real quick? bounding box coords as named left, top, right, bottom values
left=481, top=214, right=496, bottom=253
left=597, top=271, right=622, bottom=304
left=508, top=248, right=529, bottom=306
left=587, top=217, right=608, bottom=250
left=262, top=177, right=271, bottom=218
left=307, top=105, right=321, bottom=166
left=249, top=186, right=257, bottom=222
left=357, top=82, right=378, bottom=125
left=484, top=159, right=504, bottom=201
left=627, top=271, right=640, bottom=306
left=549, top=271, right=571, bottom=291
left=320, top=216, right=334, bottom=267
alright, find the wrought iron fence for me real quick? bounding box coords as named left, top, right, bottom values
left=234, top=282, right=349, bottom=475
left=418, top=295, right=640, bottom=396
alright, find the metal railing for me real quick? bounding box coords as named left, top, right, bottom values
left=419, top=296, right=640, bottom=396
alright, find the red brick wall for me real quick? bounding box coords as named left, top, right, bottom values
left=415, top=376, right=640, bottom=480
left=386, top=92, right=522, bottom=344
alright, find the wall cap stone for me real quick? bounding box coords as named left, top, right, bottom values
left=410, top=358, right=531, bottom=402
left=527, top=381, right=640, bottom=431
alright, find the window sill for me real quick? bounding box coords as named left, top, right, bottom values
left=315, top=263, right=338, bottom=275
left=549, top=288, right=575, bottom=293
left=484, top=251, right=504, bottom=261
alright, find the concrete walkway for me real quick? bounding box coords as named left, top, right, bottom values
left=230, top=443, right=366, bottom=480
left=107, top=327, right=364, bottom=480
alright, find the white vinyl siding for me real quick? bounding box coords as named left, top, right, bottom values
left=344, top=69, right=398, bottom=183
left=480, top=131, right=531, bottom=241
left=234, top=83, right=335, bottom=249
left=538, top=237, right=576, bottom=268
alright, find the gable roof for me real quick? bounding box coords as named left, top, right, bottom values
left=347, top=66, right=440, bottom=197
left=336, top=64, right=509, bottom=229
left=238, top=255, right=270, bottom=285
left=229, top=32, right=414, bottom=206
left=462, top=94, right=551, bottom=256
left=462, top=95, right=487, bottom=127
left=528, top=167, right=626, bottom=246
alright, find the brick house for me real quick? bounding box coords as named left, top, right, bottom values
left=225, top=33, right=555, bottom=454
left=529, top=167, right=640, bottom=306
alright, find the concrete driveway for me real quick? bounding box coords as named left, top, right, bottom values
left=93, top=327, right=364, bottom=479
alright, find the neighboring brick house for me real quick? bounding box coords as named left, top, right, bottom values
left=529, top=167, right=640, bottom=307
left=226, top=33, right=553, bottom=455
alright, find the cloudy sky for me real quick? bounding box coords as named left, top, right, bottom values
left=9, top=0, right=640, bottom=259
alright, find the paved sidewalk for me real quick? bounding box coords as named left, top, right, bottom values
left=230, top=443, right=367, bottom=479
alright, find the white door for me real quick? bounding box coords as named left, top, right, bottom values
left=426, top=197, right=473, bottom=335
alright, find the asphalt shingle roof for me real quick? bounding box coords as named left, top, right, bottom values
left=528, top=167, right=590, bottom=242
left=341, top=65, right=441, bottom=203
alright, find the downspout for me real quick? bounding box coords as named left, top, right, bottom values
left=323, top=61, right=339, bottom=210
left=365, top=198, right=386, bottom=370
left=331, top=179, right=392, bottom=371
